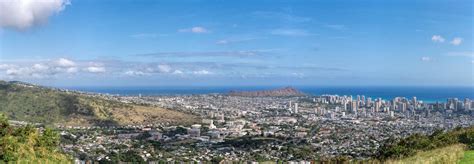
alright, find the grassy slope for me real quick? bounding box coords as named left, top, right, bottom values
left=0, top=81, right=197, bottom=126
left=460, top=150, right=474, bottom=164
left=385, top=144, right=466, bottom=164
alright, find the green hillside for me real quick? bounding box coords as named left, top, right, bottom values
left=0, top=81, right=197, bottom=126
left=460, top=150, right=474, bottom=164
left=377, top=126, right=474, bottom=164
left=385, top=144, right=466, bottom=164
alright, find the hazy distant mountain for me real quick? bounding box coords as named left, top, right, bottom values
left=228, top=87, right=304, bottom=97
left=0, top=81, right=197, bottom=126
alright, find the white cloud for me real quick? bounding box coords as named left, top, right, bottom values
left=65, top=67, right=78, bottom=73
left=450, top=37, right=463, bottom=46
left=5, top=66, right=48, bottom=78
left=172, top=70, right=183, bottom=74
left=420, top=56, right=431, bottom=62
left=6, top=68, right=23, bottom=76
left=291, top=72, right=305, bottom=78
left=193, top=70, right=212, bottom=75
left=0, top=0, right=70, bottom=30
left=66, top=67, right=79, bottom=73
left=191, top=27, right=207, bottom=33
left=1, top=58, right=111, bottom=79
left=431, top=35, right=445, bottom=43
left=157, top=64, right=172, bottom=73
left=56, top=58, right=76, bottom=67
left=85, top=66, right=105, bottom=73
left=0, top=64, right=13, bottom=70
left=124, top=70, right=148, bottom=76
left=32, top=63, right=49, bottom=71
left=178, top=26, right=209, bottom=33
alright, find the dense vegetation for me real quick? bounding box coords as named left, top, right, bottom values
left=0, top=114, right=70, bottom=162
left=377, top=126, right=474, bottom=160
left=0, top=81, right=197, bottom=126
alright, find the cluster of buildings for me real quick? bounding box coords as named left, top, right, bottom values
left=63, top=93, right=474, bottom=162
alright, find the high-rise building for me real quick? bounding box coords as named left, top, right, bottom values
left=294, top=103, right=298, bottom=114
left=412, top=97, right=417, bottom=109
left=375, top=101, right=381, bottom=113
left=367, top=97, right=372, bottom=107
left=362, top=95, right=366, bottom=106
left=464, top=98, right=471, bottom=110
left=357, top=95, right=361, bottom=104
left=351, top=101, right=358, bottom=113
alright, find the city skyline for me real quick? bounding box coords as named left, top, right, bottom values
left=0, top=0, right=473, bottom=86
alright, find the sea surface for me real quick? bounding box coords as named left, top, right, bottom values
left=64, top=86, right=474, bottom=103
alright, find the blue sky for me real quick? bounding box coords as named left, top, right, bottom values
left=0, top=0, right=472, bottom=86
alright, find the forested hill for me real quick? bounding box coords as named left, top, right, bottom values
left=0, top=81, right=197, bottom=126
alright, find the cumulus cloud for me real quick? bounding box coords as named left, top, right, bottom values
left=172, top=70, right=183, bottom=74
left=450, top=37, right=463, bottom=46
left=85, top=66, right=106, bottom=73
left=32, top=63, right=49, bottom=71
left=56, top=58, right=76, bottom=67
left=431, top=35, right=445, bottom=43
left=124, top=70, right=149, bottom=76
left=65, top=67, right=78, bottom=73
left=6, top=64, right=50, bottom=78
left=291, top=72, right=305, bottom=78
left=0, top=0, right=70, bottom=30
left=157, top=64, right=172, bottom=73
left=178, top=26, right=209, bottom=33
left=193, top=70, right=212, bottom=75
left=0, top=64, right=13, bottom=70
left=1, top=58, right=80, bottom=79
left=420, top=56, right=431, bottom=62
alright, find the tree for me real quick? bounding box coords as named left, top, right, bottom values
left=0, top=113, right=70, bottom=162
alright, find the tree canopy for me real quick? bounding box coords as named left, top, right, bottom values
left=0, top=113, right=70, bottom=162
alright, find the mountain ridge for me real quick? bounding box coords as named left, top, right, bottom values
left=0, top=80, right=197, bottom=126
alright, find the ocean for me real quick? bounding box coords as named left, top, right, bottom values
left=64, top=86, right=474, bottom=103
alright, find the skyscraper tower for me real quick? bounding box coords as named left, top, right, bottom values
left=413, top=97, right=417, bottom=109
left=352, top=101, right=358, bottom=113
left=294, top=103, right=299, bottom=114
left=375, top=101, right=381, bottom=113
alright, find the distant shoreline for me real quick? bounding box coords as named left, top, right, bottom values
left=62, top=86, right=474, bottom=103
